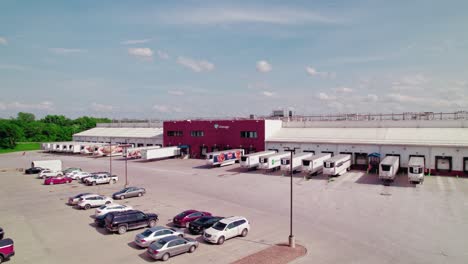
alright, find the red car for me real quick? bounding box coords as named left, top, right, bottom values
left=0, top=238, right=14, bottom=263
left=173, top=210, right=212, bottom=228
left=44, top=176, right=73, bottom=185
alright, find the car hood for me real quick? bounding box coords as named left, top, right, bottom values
left=204, top=227, right=219, bottom=236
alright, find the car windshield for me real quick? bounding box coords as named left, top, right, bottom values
left=212, top=222, right=227, bottom=231
left=195, top=217, right=210, bottom=224
left=98, top=205, right=107, bottom=209
left=151, top=240, right=167, bottom=250
left=141, top=230, right=153, bottom=237
left=119, top=188, right=130, bottom=193
left=176, top=211, right=190, bottom=218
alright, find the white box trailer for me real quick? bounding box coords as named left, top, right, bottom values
left=206, top=149, right=244, bottom=167
left=240, top=150, right=277, bottom=169
left=280, top=153, right=313, bottom=172
left=379, top=156, right=400, bottom=181
left=408, top=156, right=425, bottom=183
left=31, top=160, right=62, bottom=171
left=68, top=142, right=83, bottom=154
left=323, top=154, right=351, bottom=176
left=259, top=152, right=290, bottom=170
left=124, top=146, right=161, bottom=159
left=141, top=146, right=181, bottom=160
left=302, top=153, right=332, bottom=175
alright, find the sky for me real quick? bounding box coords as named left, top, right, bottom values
left=1, top=0, right=467, bottom=119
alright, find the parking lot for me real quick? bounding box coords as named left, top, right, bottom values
left=1, top=151, right=468, bottom=264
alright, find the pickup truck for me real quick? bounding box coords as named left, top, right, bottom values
left=0, top=238, right=15, bottom=263
left=85, top=174, right=118, bottom=185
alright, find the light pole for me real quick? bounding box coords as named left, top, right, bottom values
left=284, top=146, right=300, bottom=248
left=109, top=138, right=112, bottom=177
left=124, top=139, right=128, bottom=187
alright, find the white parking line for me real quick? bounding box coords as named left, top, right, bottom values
left=446, top=177, right=457, bottom=192
left=436, top=176, right=446, bottom=192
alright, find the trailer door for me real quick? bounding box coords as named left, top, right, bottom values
left=464, top=157, right=468, bottom=174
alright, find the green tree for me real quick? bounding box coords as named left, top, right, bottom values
left=17, top=112, right=36, bottom=123
left=0, top=120, right=21, bottom=148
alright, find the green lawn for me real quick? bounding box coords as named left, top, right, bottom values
left=0, top=142, right=41, bottom=154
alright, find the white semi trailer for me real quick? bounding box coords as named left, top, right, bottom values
left=206, top=149, right=244, bottom=167
left=408, top=156, right=425, bottom=184
left=141, top=146, right=181, bottom=160
left=280, top=153, right=313, bottom=172
left=31, top=160, right=62, bottom=171
left=323, top=154, right=352, bottom=177
left=124, top=146, right=161, bottom=159
left=259, top=152, right=290, bottom=171
left=240, top=150, right=277, bottom=169
left=379, top=156, right=400, bottom=181
left=301, top=153, right=332, bottom=175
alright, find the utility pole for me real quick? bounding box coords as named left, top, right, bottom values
left=109, top=138, right=112, bottom=178
left=284, top=146, right=300, bottom=248
left=125, top=139, right=128, bottom=188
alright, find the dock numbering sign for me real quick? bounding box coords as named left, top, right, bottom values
left=214, top=124, right=229, bottom=129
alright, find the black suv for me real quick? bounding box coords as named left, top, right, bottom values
left=25, top=167, right=44, bottom=174
left=105, top=210, right=158, bottom=234
left=188, top=216, right=224, bottom=235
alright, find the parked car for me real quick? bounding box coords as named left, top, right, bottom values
left=68, top=193, right=93, bottom=205
left=0, top=228, right=3, bottom=240
left=95, top=203, right=133, bottom=217
left=25, top=167, right=45, bottom=174
left=38, top=170, right=62, bottom=179
left=81, top=172, right=110, bottom=183
left=62, top=167, right=82, bottom=174
left=147, top=235, right=198, bottom=261
left=94, top=212, right=111, bottom=228
left=172, top=210, right=212, bottom=228
left=134, top=226, right=184, bottom=248
left=77, top=194, right=112, bottom=210
left=112, top=187, right=146, bottom=200
left=68, top=171, right=92, bottom=181
left=188, top=216, right=224, bottom=235
left=44, top=176, right=73, bottom=185
left=203, top=216, right=250, bottom=245
left=105, top=210, right=158, bottom=234
left=85, top=174, right=118, bottom=186
left=0, top=238, right=14, bottom=264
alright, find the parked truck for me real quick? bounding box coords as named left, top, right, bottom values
left=85, top=174, right=118, bottom=185
left=141, top=146, right=180, bottom=160
left=240, top=150, right=277, bottom=169
left=301, top=153, right=332, bottom=176
left=323, top=154, right=351, bottom=177
left=124, top=146, right=161, bottom=159
left=280, top=153, right=313, bottom=172
left=379, top=156, right=400, bottom=181
left=31, top=160, right=62, bottom=172
left=206, top=149, right=244, bottom=167
left=259, top=152, right=290, bottom=171
left=408, top=156, right=424, bottom=184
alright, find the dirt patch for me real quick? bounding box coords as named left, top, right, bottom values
left=232, top=243, right=307, bottom=264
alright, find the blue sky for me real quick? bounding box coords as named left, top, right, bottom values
left=1, top=0, right=467, bottom=119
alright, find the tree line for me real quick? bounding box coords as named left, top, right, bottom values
left=0, top=112, right=111, bottom=149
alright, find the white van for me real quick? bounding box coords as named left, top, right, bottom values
left=379, top=156, right=400, bottom=181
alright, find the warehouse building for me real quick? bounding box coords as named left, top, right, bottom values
left=266, top=113, right=468, bottom=176
left=163, top=119, right=282, bottom=158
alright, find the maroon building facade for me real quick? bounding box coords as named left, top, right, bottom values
left=163, top=120, right=268, bottom=159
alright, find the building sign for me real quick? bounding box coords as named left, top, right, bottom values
left=214, top=124, right=230, bottom=129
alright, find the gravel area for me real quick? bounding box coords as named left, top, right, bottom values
left=232, top=244, right=307, bottom=264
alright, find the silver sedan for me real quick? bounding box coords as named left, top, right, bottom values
left=147, top=235, right=198, bottom=261
left=135, top=226, right=184, bottom=248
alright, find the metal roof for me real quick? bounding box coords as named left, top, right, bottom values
left=266, top=127, right=468, bottom=147
left=73, top=127, right=163, bottom=139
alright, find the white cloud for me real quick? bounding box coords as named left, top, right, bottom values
left=128, top=48, right=153, bottom=60
left=91, top=103, right=114, bottom=112
left=256, top=60, right=272, bottom=73
left=158, top=7, right=339, bottom=25
left=167, top=90, right=185, bottom=96
left=1, top=101, right=54, bottom=110
left=49, top=48, right=86, bottom=54
left=262, top=91, right=275, bottom=97
left=317, top=92, right=335, bottom=101
left=306, top=66, right=335, bottom=78
left=120, top=39, right=151, bottom=45
left=177, top=56, right=214, bottom=72
left=157, top=50, right=169, bottom=60
left=334, top=87, right=353, bottom=93
left=386, top=93, right=424, bottom=103
left=0, top=37, right=7, bottom=45
left=366, top=94, right=378, bottom=102
left=153, top=104, right=184, bottom=114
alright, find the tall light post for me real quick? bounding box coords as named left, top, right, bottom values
left=284, top=146, right=300, bottom=248
left=109, top=138, right=112, bottom=177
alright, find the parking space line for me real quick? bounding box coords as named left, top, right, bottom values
left=446, top=177, right=457, bottom=192
left=436, top=176, right=446, bottom=192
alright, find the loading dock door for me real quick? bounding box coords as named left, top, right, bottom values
left=355, top=153, right=368, bottom=165
left=435, top=156, right=452, bottom=172
left=464, top=158, right=468, bottom=174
